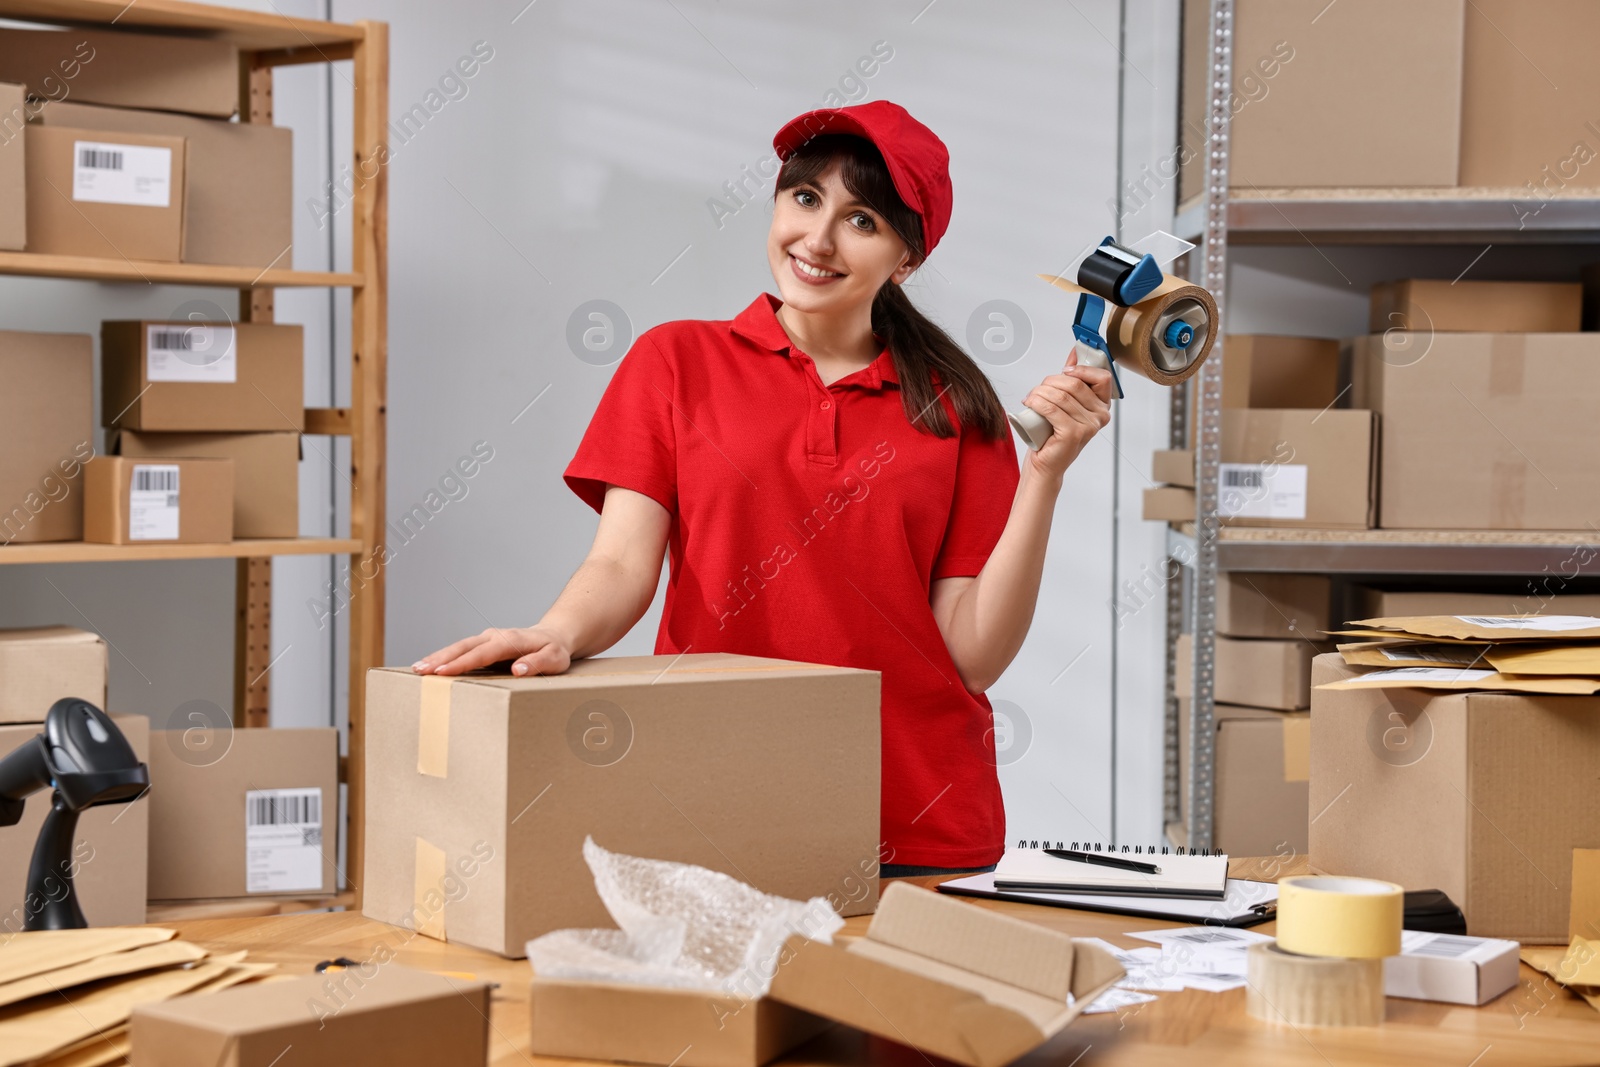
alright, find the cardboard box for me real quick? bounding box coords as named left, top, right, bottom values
left=1371, top=280, right=1583, bottom=334
left=102, top=321, right=305, bottom=432
left=24, top=124, right=186, bottom=261
left=1142, top=485, right=1194, bottom=523
left=1177, top=699, right=1310, bottom=857
left=131, top=965, right=492, bottom=1066
left=1152, top=449, right=1194, bottom=487
left=1309, top=653, right=1600, bottom=941
left=1460, top=1, right=1600, bottom=187
left=0, top=27, right=238, bottom=118
left=363, top=654, right=881, bottom=958
left=1220, top=409, right=1377, bottom=529
left=530, top=980, right=832, bottom=1067
left=0, top=713, right=148, bottom=931
left=116, top=430, right=299, bottom=538
left=765, top=882, right=1123, bottom=1067
left=34, top=100, right=291, bottom=268
left=1185, top=336, right=1344, bottom=448
left=83, top=456, right=233, bottom=545
left=1217, top=573, right=1333, bottom=640
left=1354, top=589, right=1600, bottom=622
left=1352, top=333, right=1600, bottom=529
left=0, top=83, right=23, bottom=250
left=1176, top=632, right=1320, bottom=710
left=0, top=626, right=106, bottom=724
left=147, top=727, right=338, bottom=900
left=0, top=329, right=94, bottom=544
left=1385, top=932, right=1521, bottom=1006
left=1179, top=0, right=1463, bottom=196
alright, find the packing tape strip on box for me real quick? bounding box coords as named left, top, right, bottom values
left=414, top=837, right=449, bottom=940
left=1246, top=942, right=1384, bottom=1027
left=1277, top=876, right=1403, bottom=959
left=1281, top=714, right=1310, bottom=783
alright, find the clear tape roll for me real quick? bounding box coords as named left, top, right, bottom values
left=1246, top=942, right=1385, bottom=1027
left=1276, top=876, right=1404, bottom=959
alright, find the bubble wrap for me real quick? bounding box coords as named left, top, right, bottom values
left=525, top=836, right=844, bottom=994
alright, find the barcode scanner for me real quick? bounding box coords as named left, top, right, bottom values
left=0, top=698, right=150, bottom=930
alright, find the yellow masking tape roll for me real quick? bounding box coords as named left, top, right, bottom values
left=1276, top=876, right=1403, bottom=959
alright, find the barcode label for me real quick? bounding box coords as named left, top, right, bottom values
left=1218, top=462, right=1308, bottom=521
left=128, top=464, right=179, bottom=541
left=246, top=788, right=324, bottom=893
left=72, top=140, right=171, bottom=207
left=146, top=324, right=237, bottom=383
left=1407, top=934, right=1485, bottom=958
left=1169, top=929, right=1251, bottom=944
left=1222, top=468, right=1263, bottom=488
left=1454, top=615, right=1600, bottom=633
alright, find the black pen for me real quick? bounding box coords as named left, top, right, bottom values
left=1044, top=848, right=1161, bottom=875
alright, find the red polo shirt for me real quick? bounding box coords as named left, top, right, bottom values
left=563, top=291, right=1022, bottom=867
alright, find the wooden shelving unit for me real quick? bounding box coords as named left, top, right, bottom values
left=0, top=1, right=387, bottom=910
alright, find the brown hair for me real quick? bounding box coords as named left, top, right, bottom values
left=773, top=134, right=1008, bottom=441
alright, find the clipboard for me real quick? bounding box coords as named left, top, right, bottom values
left=935, top=873, right=1279, bottom=928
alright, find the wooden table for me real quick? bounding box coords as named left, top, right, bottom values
left=147, top=859, right=1600, bottom=1067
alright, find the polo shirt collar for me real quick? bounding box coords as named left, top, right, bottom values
left=731, top=292, right=900, bottom=389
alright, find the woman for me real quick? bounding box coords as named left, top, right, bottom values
left=415, top=100, right=1113, bottom=877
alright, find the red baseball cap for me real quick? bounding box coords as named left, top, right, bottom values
left=772, top=100, right=953, bottom=257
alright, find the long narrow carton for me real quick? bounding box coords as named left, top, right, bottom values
left=1371, top=280, right=1582, bottom=334
left=1309, top=653, right=1600, bottom=941
left=0, top=329, right=94, bottom=544
left=1355, top=589, right=1600, bottom=622
left=0, top=27, right=238, bottom=118
left=0, top=626, right=106, bottom=724
left=102, top=321, right=305, bottom=433
left=116, top=430, right=299, bottom=538
left=24, top=125, right=187, bottom=261
left=364, top=654, right=882, bottom=957
left=131, top=966, right=492, bottom=1066
left=147, top=728, right=338, bottom=900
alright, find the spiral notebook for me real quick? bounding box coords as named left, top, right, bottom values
left=991, top=840, right=1229, bottom=899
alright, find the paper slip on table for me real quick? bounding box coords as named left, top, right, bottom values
left=129, top=857, right=1598, bottom=1067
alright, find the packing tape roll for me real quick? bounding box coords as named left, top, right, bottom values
left=1036, top=273, right=1217, bottom=386
left=1245, top=941, right=1385, bottom=1027
left=1276, top=876, right=1403, bottom=959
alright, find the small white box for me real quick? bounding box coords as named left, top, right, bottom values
left=1384, top=931, right=1520, bottom=1006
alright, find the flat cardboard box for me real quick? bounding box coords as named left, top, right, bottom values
left=363, top=654, right=882, bottom=958
left=131, top=965, right=492, bottom=1065
left=530, top=979, right=832, bottom=1067
left=1309, top=653, right=1600, bottom=941
left=102, top=321, right=305, bottom=432
left=24, top=124, right=186, bottom=261
left=1371, top=280, right=1582, bottom=334
left=147, top=727, right=338, bottom=900
left=1152, top=449, right=1194, bottom=487
left=1460, top=1, right=1600, bottom=187
left=1176, top=632, right=1320, bottom=710
left=0, top=329, right=93, bottom=544
left=767, top=882, right=1123, bottom=1067
left=1217, top=573, right=1333, bottom=640
left=83, top=456, right=233, bottom=545
left=0, top=83, right=23, bottom=250
left=1142, top=485, right=1194, bottom=523
left=1177, top=699, right=1310, bottom=857
left=34, top=100, right=291, bottom=268
left=1354, top=589, right=1600, bottom=622
left=0, top=713, right=148, bottom=931
left=1352, top=333, right=1600, bottom=529
left=116, top=430, right=299, bottom=538
left=1179, top=0, right=1463, bottom=195
left=1220, top=409, right=1378, bottom=529
left=1385, top=932, right=1521, bottom=1006
left=0, top=27, right=238, bottom=118
left=0, top=626, right=106, bottom=725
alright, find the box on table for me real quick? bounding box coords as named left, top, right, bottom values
left=1352, top=333, right=1600, bottom=529
left=0, top=626, right=106, bottom=725
left=1354, top=588, right=1600, bottom=621
left=147, top=727, right=338, bottom=900
left=102, top=321, right=305, bottom=432
left=33, top=100, right=291, bottom=268
left=0, top=713, right=147, bottom=931
left=1217, top=572, right=1333, bottom=639
left=1371, top=280, right=1583, bottom=334
left=1385, top=932, right=1521, bottom=1006
left=1309, top=653, right=1600, bottom=941
left=0, top=329, right=93, bottom=544
left=1220, top=409, right=1377, bottom=529
left=364, top=653, right=881, bottom=957
left=115, top=430, right=299, bottom=538
left=1179, top=0, right=1463, bottom=197
left=131, top=966, right=491, bottom=1066
left=83, top=456, right=233, bottom=545
left=1460, top=0, right=1600, bottom=187
left=1178, top=699, right=1309, bottom=857
left=0, top=84, right=23, bottom=250
left=24, top=125, right=186, bottom=261
left=0, top=26, right=238, bottom=117
left=1176, top=632, right=1320, bottom=711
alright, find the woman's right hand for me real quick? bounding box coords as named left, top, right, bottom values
left=412, top=625, right=573, bottom=677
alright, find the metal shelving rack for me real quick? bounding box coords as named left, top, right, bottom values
left=0, top=0, right=388, bottom=909
left=1162, top=0, right=1600, bottom=848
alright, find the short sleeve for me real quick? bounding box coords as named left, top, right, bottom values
left=563, top=331, right=678, bottom=516
left=931, top=419, right=1021, bottom=580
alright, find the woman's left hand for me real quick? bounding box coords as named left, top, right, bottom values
left=1017, top=346, right=1115, bottom=480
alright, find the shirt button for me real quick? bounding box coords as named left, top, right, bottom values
left=820, top=400, right=831, bottom=410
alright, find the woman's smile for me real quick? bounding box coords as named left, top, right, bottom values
left=789, top=252, right=846, bottom=283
